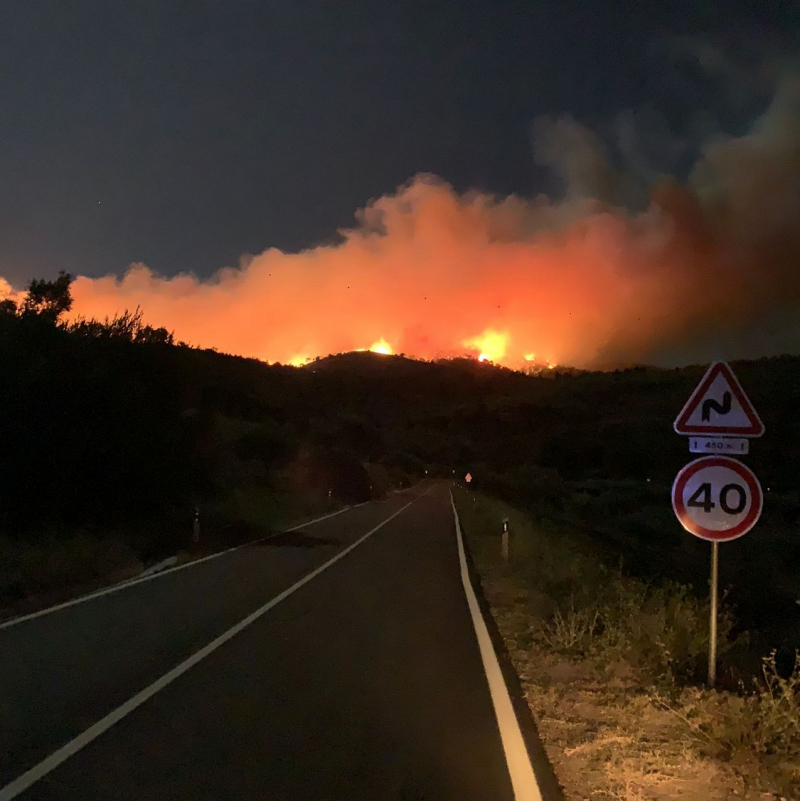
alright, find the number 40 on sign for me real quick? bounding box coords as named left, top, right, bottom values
left=672, top=455, right=763, bottom=542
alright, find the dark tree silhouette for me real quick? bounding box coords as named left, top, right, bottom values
left=0, top=298, right=17, bottom=315
left=21, top=271, right=73, bottom=324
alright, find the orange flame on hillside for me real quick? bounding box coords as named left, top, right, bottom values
left=369, top=338, right=393, bottom=355
left=463, top=330, right=508, bottom=363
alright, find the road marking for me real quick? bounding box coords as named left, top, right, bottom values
left=450, top=489, right=543, bottom=801
left=0, top=489, right=430, bottom=800
left=0, top=503, right=368, bottom=630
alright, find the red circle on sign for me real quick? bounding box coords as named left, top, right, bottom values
left=672, top=456, right=762, bottom=541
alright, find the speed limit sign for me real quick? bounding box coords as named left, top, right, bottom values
left=672, top=456, right=763, bottom=542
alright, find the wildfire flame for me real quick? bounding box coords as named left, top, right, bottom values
left=463, top=329, right=508, bottom=363
left=369, top=338, right=393, bottom=355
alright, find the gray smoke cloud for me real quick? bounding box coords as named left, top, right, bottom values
left=529, top=47, right=800, bottom=367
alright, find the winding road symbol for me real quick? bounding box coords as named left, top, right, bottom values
left=701, top=391, right=731, bottom=422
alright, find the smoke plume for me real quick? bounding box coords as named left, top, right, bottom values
left=13, top=70, right=800, bottom=369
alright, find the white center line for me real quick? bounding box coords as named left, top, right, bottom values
left=450, top=489, right=543, bottom=801
left=0, top=488, right=431, bottom=801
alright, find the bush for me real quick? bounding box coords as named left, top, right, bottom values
left=667, top=652, right=800, bottom=796
left=697, top=652, right=800, bottom=756
left=536, top=575, right=736, bottom=685
left=594, top=576, right=737, bottom=685
left=541, top=597, right=600, bottom=655
left=364, top=462, right=391, bottom=497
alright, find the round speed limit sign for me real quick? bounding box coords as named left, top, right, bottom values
left=672, top=456, right=763, bottom=541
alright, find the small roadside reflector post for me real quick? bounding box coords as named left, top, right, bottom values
left=193, top=506, right=200, bottom=545
left=672, top=362, right=765, bottom=687
left=501, top=517, right=510, bottom=562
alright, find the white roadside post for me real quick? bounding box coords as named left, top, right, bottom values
left=501, top=517, right=510, bottom=562
left=672, top=362, right=765, bottom=687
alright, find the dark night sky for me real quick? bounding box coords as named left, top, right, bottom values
left=1, top=1, right=797, bottom=285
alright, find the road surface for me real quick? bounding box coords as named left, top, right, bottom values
left=1, top=483, right=548, bottom=800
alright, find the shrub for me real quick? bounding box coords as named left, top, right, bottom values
left=594, top=576, right=737, bottom=685
left=536, top=575, right=735, bottom=685
left=698, top=652, right=800, bottom=757
left=364, top=462, right=391, bottom=497
left=541, top=597, right=600, bottom=655
left=669, top=652, right=800, bottom=796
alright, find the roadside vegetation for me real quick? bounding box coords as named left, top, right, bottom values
left=454, top=487, right=800, bottom=800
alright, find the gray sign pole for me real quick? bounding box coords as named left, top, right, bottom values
left=708, top=541, right=719, bottom=687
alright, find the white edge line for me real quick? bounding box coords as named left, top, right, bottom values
left=0, top=490, right=431, bottom=801
left=0, top=502, right=368, bottom=630
left=449, top=488, right=543, bottom=801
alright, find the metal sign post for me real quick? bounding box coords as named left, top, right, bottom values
left=709, top=542, right=719, bottom=686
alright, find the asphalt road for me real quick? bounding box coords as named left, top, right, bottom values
left=1, top=482, right=542, bottom=800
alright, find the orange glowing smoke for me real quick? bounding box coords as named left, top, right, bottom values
left=65, top=173, right=694, bottom=369
left=69, top=173, right=647, bottom=368
left=21, top=76, right=800, bottom=368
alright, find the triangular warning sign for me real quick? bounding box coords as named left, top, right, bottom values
left=674, top=362, right=764, bottom=437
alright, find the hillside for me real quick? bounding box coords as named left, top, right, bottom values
left=2, top=292, right=800, bottom=658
